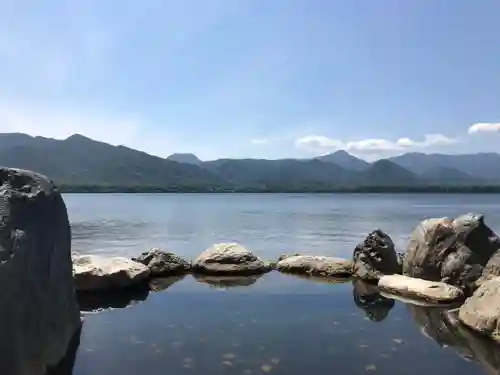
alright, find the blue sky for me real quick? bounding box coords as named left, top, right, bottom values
left=1, top=0, right=499, bottom=160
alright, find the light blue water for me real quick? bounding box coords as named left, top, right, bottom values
left=60, top=193, right=500, bottom=375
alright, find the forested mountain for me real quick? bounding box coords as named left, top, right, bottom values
left=0, top=133, right=497, bottom=192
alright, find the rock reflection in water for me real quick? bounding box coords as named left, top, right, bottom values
left=77, top=286, right=149, bottom=313
left=193, top=274, right=263, bottom=289
left=47, top=326, right=82, bottom=375
left=149, top=275, right=186, bottom=292
left=283, top=273, right=353, bottom=285
left=409, top=305, right=500, bottom=375
left=352, top=280, right=395, bottom=322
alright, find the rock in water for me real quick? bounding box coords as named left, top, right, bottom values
left=133, top=249, right=191, bottom=276
left=73, top=254, right=151, bottom=291
left=378, top=275, right=464, bottom=304
left=276, top=255, right=353, bottom=277
left=192, top=243, right=271, bottom=275
left=403, top=214, right=500, bottom=292
left=353, top=229, right=400, bottom=281
left=459, top=277, right=500, bottom=343
left=0, top=168, right=80, bottom=375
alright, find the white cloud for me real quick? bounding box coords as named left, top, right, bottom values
left=295, top=133, right=457, bottom=157
left=468, top=122, right=500, bottom=134
left=251, top=138, right=269, bottom=145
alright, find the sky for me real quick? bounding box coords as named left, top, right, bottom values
left=0, top=0, right=499, bottom=161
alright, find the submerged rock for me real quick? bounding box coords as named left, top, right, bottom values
left=132, top=248, right=191, bottom=276
left=77, top=285, right=149, bottom=313
left=403, top=214, right=500, bottom=293
left=459, top=277, right=500, bottom=343
left=352, top=280, right=395, bottom=322
left=193, top=274, right=263, bottom=288
left=410, top=306, right=500, bottom=374
left=149, top=274, right=186, bottom=292
left=276, top=255, right=353, bottom=277
left=192, top=243, right=271, bottom=275
left=378, top=274, right=464, bottom=304
left=353, top=229, right=400, bottom=282
left=73, top=254, right=151, bottom=291
left=0, top=168, right=80, bottom=375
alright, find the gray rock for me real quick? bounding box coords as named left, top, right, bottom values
left=352, top=229, right=400, bottom=281
left=477, top=250, right=500, bottom=285
left=378, top=274, right=464, bottom=304
left=276, top=255, right=353, bottom=277
left=277, top=253, right=301, bottom=262
left=73, top=254, right=151, bottom=291
left=0, top=168, right=80, bottom=375
left=403, top=213, right=500, bottom=293
left=132, top=248, right=191, bottom=276
left=192, top=243, right=271, bottom=275
left=459, top=277, right=500, bottom=343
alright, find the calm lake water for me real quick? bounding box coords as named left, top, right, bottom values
left=62, top=193, right=500, bottom=375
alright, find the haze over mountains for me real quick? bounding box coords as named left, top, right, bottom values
left=0, top=133, right=499, bottom=191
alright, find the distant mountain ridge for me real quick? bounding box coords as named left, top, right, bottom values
left=0, top=133, right=498, bottom=192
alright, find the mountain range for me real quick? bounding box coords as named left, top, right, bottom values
left=0, top=133, right=499, bottom=192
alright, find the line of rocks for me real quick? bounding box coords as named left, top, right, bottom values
left=74, top=212, right=500, bottom=346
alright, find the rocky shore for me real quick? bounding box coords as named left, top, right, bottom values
left=2, top=166, right=500, bottom=374
left=72, top=211, right=500, bottom=346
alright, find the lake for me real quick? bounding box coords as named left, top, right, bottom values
left=62, top=193, right=500, bottom=375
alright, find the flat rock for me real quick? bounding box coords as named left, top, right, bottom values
left=192, top=243, right=271, bottom=275
left=378, top=274, right=464, bottom=304
left=132, top=248, right=190, bottom=276
left=403, top=213, right=500, bottom=293
left=353, top=229, right=400, bottom=281
left=276, top=255, right=353, bottom=277
left=73, top=254, right=151, bottom=291
left=459, top=277, right=500, bottom=343
left=0, top=168, right=80, bottom=375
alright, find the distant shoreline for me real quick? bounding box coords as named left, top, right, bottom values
left=58, top=185, right=500, bottom=194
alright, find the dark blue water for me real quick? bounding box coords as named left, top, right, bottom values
left=62, top=194, right=500, bottom=375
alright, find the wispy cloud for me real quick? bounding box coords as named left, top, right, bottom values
left=468, top=122, right=500, bottom=134
left=295, top=133, right=458, bottom=157
left=251, top=138, right=269, bottom=145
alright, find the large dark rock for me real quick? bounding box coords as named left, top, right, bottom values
left=410, top=306, right=500, bottom=374
left=352, top=280, right=394, bottom=322
left=0, top=168, right=80, bottom=375
left=132, top=248, right=191, bottom=276
left=352, top=229, right=400, bottom=281
left=403, top=213, right=500, bottom=293
left=192, top=243, right=272, bottom=275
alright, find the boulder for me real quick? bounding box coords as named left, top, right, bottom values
left=277, top=253, right=301, bottom=262
left=132, top=248, right=191, bottom=276
left=0, top=168, right=80, bottom=375
left=352, top=280, right=394, bottom=322
left=403, top=213, right=500, bottom=293
left=73, top=254, right=151, bottom=291
left=276, top=255, right=353, bottom=277
left=378, top=274, right=464, bottom=304
left=192, top=243, right=271, bottom=275
left=352, top=229, right=400, bottom=281
left=459, top=277, right=500, bottom=343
